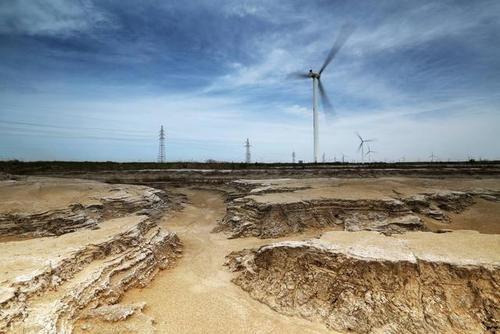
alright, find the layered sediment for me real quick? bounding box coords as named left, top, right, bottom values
left=216, top=178, right=499, bottom=238
left=1, top=217, right=181, bottom=333
left=217, top=196, right=423, bottom=238
left=0, top=177, right=182, bottom=333
left=226, top=231, right=500, bottom=333
left=0, top=177, right=169, bottom=238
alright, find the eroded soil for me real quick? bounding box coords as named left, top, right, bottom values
left=0, top=177, right=181, bottom=333
left=101, top=189, right=333, bottom=334
left=2, top=175, right=499, bottom=333
left=226, top=231, right=500, bottom=333
left=217, top=177, right=500, bottom=238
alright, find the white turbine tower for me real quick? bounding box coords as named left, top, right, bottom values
left=356, top=132, right=374, bottom=163
left=289, top=24, right=354, bottom=163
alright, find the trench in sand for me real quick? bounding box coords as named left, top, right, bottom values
left=72, top=184, right=499, bottom=333
left=110, top=189, right=335, bottom=334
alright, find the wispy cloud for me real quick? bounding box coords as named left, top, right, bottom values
left=0, top=0, right=499, bottom=162
left=0, top=0, right=113, bottom=36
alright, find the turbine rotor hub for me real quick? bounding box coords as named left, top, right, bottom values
left=308, top=70, right=320, bottom=79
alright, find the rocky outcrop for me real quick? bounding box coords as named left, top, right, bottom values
left=0, top=178, right=184, bottom=333
left=0, top=184, right=167, bottom=238
left=0, top=217, right=182, bottom=333
left=216, top=197, right=424, bottom=238
left=226, top=231, right=500, bottom=333
left=401, top=191, right=475, bottom=221
left=216, top=188, right=490, bottom=238
left=225, top=180, right=311, bottom=202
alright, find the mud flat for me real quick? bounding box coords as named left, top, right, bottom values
left=0, top=177, right=181, bottom=333
left=226, top=230, right=500, bottom=333
left=216, top=177, right=500, bottom=238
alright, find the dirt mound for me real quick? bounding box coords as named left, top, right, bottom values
left=226, top=231, right=500, bottom=333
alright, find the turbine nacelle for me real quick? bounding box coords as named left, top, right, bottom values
left=308, top=70, right=320, bottom=79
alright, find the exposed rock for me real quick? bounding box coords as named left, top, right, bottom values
left=0, top=178, right=183, bottom=333
left=226, top=231, right=500, bottom=333
left=0, top=178, right=169, bottom=238
left=0, top=217, right=181, bottom=333
left=225, top=179, right=311, bottom=202
left=216, top=197, right=424, bottom=238
left=216, top=178, right=498, bottom=238
left=402, top=191, right=475, bottom=221
left=79, top=302, right=147, bottom=322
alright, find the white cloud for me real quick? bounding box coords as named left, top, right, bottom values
left=0, top=0, right=112, bottom=36
left=347, top=1, right=500, bottom=56
left=281, top=104, right=310, bottom=118
left=1, top=1, right=498, bottom=162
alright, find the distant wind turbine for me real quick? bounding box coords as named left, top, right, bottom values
left=341, top=153, right=348, bottom=163
left=356, top=132, right=374, bottom=163
left=365, top=144, right=376, bottom=162
left=289, top=24, right=355, bottom=163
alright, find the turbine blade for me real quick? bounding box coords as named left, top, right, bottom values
left=357, top=142, right=363, bottom=152
left=319, top=23, right=355, bottom=74
left=356, top=132, right=362, bottom=141
left=287, top=71, right=310, bottom=79
left=318, top=79, right=334, bottom=114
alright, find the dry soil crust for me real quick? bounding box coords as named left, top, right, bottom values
left=226, top=231, right=500, bottom=333
left=217, top=177, right=500, bottom=238
left=0, top=178, right=181, bottom=333
left=101, top=189, right=334, bottom=334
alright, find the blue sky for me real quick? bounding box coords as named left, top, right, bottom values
left=1, top=0, right=499, bottom=162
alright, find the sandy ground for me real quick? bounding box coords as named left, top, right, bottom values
left=118, top=189, right=333, bottom=334
left=318, top=230, right=500, bottom=265
left=244, top=177, right=500, bottom=203
left=241, top=177, right=500, bottom=234
left=0, top=178, right=106, bottom=213
left=2, top=177, right=499, bottom=333
left=0, top=215, right=144, bottom=285
left=424, top=198, right=500, bottom=234
left=0, top=177, right=149, bottom=214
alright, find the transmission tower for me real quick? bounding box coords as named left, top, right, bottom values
left=292, top=151, right=296, bottom=163
left=245, top=138, right=251, bottom=163
left=158, top=125, right=166, bottom=163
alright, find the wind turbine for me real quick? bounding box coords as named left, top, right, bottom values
left=365, top=144, right=376, bottom=162
left=356, top=132, right=374, bottom=163
left=289, top=24, right=354, bottom=163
